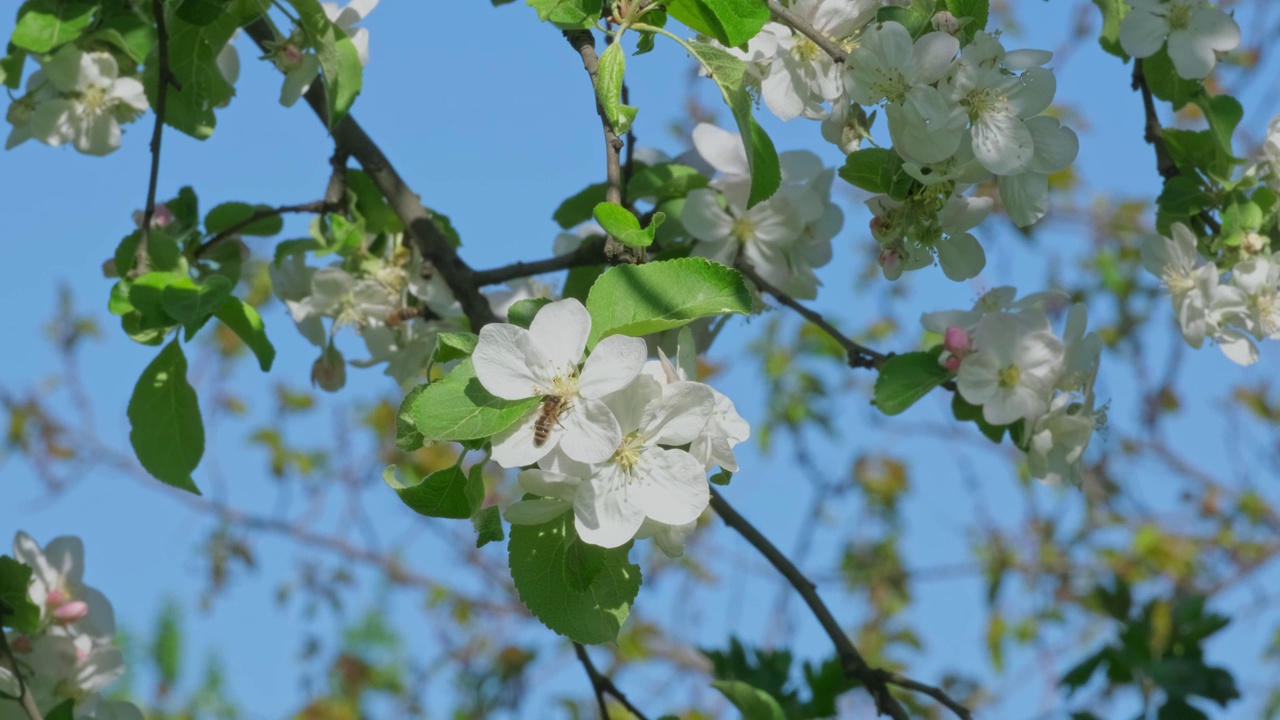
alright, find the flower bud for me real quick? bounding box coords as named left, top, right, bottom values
left=45, top=588, right=68, bottom=608
left=312, top=344, right=346, bottom=393
left=943, top=355, right=962, bottom=372
left=53, top=600, right=89, bottom=623
left=944, top=326, right=973, bottom=357
left=932, top=11, right=960, bottom=35
left=1242, top=231, right=1268, bottom=255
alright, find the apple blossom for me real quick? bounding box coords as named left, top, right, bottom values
left=641, top=349, right=750, bottom=472
left=1119, top=0, right=1240, bottom=79
left=957, top=310, right=1065, bottom=425
left=12, top=532, right=114, bottom=642
left=27, top=46, right=148, bottom=156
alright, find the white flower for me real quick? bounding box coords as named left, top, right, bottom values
left=28, top=46, right=147, bottom=156
left=635, top=518, right=698, bottom=558
left=352, top=324, right=436, bottom=385
left=485, top=278, right=556, bottom=321
left=957, top=311, right=1064, bottom=425
left=323, top=0, right=379, bottom=65
left=474, top=299, right=647, bottom=467
left=271, top=35, right=322, bottom=108
left=1232, top=254, right=1280, bottom=340
left=866, top=193, right=992, bottom=281
left=683, top=188, right=809, bottom=292
left=1120, top=0, right=1239, bottom=79
left=269, top=255, right=327, bottom=346
left=997, top=115, right=1079, bottom=227
left=1027, top=393, right=1097, bottom=486
left=642, top=349, right=750, bottom=472
left=1059, top=303, right=1103, bottom=393
left=1263, top=115, right=1280, bottom=186
left=845, top=22, right=959, bottom=107
left=12, top=533, right=114, bottom=642
left=5, top=70, right=59, bottom=150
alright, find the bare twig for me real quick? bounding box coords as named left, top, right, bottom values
left=880, top=671, right=974, bottom=720
left=708, top=488, right=911, bottom=720
left=472, top=236, right=607, bottom=286
left=572, top=643, right=650, bottom=720
left=1130, top=59, right=1222, bottom=234
left=735, top=262, right=887, bottom=369
left=563, top=30, right=639, bottom=264
left=242, top=19, right=498, bottom=329
left=766, top=0, right=847, bottom=62
left=193, top=200, right=330, bottom=257
left=0, top=614, right=44, bottom=720
left=134, top=0, right=180, bottom=276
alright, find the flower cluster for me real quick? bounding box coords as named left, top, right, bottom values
left=1, top=533, right=141, bottom=720
left=474, top=299, right=748, bottom=553
left=1141, top=222, right=1271, bottom=366
left=923, top=287, right=1103, bottom=485
left=1119, top=0, right=1239, bottom=80
left=267, top=0, right=378, bottom=107
left=5, top=45, right=147, bottom=156
left=681, top=123, right=841, bottom=299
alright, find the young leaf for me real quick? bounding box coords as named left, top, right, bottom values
left=1091, top=0, right=1129, bottom=58
left=627, top=162, right=709, bottom=201
left=508, top=511, right=641, bottom=644
left=214, top=297, right=276, bottom=372
left=288, top=0, right=363, bottom=126
left=204, top=202, right=285, bottom=236
left=0, top=556, right=41, bottom=633
left=472, top=506, right=505, bottom=548
left=553, top=183, right=608, bottom=229
left=585, top=257, right=752, bottom=346
left=665, top=0, right=769, bottom=47
left=385, top=464, right=484, bottom=520
left=128, top=341, right=204, bottom=494
left=838, top=148, right=902, bottom=194
left=432, top=332, right=480, bottom=365
left=405, top=359, right=540, bottom=442
left=596, top=42, right=638, bottom=135
left=142, top=10, right=241, bottom=139
left=592, top=202, right=665, bottom=248
left=711, top=680, right=788, bottom=720
left=395, top=384, right=427, bottom=452
left=161, top=275, right=234, bottom=326
left=873, top=350, right=950, bottom=415
left=945, top=0, right=989, bottom=43
left=11, top=0, right=98, bottom=53
left=506, top=298, right=553, bottom=329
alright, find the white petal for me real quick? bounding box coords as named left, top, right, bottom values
left=517, top=469, right=581, bottom=502
left=603, top=375, right=663, bottom=434
left=559, top=397, right=622, bottom=464
left=998, top=171, right=1050, bottom=228
left=505, top=498, right=572, bottom=525
left=1119, top=9, right=1169, bottom=59
left=578, top=335, right=647, bottom=397
left=473, top=324, right=552, bottom=400
left=574, top=465, right=646, bottom=548
left=631, top=448, right=710, bottom=525
left=528, top=298, right=590, bottom=372
left=1026, top=116, right=1079, bottom=174
left=936, top=232, right=986, bottom=281
left=643, top=381, right=715, bottom=445
left=692, top=123, right=750, bottom=178
left=972, top=111, right=1034, bottom=175
left=907, top=32, right=959, bottom=85
left=681, top=189, right=733, bottom=242
left=489, top=410, right=551, bottom=468
left=761, top=59, right=807, bottom=122
left=1007, top=67, right=1056, bottom=119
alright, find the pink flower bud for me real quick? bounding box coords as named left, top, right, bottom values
left=944, top=326, right=972, bottom=357
left=153, top=203, right=174, bottom=228
left=53, top=600, right=89, bottom=623
left=11, top=636, right=32, bottom=653
left=943, top=355, right=962, bottom=372
left=45, top=588, right=67, bottom=608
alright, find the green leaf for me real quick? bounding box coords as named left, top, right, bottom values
left=507, top=298, right=553, bottom=329
left=45, top=700, right=75, bottom=720
left=128, top=341, right=204, bottom=494
left=666, top=0, right=769, bottom=47
left=711, top=680, right=788, bottom=720
left=385, top=464, right=484, bottom=519
left=11, top=0, right=97, bottom=53
left=627, top=162, right=709, bottom=200
left=839, top=148, right=898, bottom=194
left=472, top=506, right=505, bottom=548
left=214, top=297, right=275, bottom=372
left=128, top=271, right=185, bottom=321
left=687, top=42, right=781, bottom=207
left=143, top=10, right=240, bottom=139
left=508, top=511, right=641, bottom=644
left=585, top=257, right=752, bottom=346
left=108, top=281, right=134, bottom=316
left=176, top=0, right=228, bottom=25
left=405, top=359, right=541, bottom=442
left=91, top=3, right=154, bottom=62
left=876, top=5, right=932, bottom=38
left=592, top=202, right=665, bottom=248
left=1142, top=51, right=1201, bottom=111
left=1092, top=0, right=1129, bottom=58
left=432, top=332, right=480, bottom=364
left=1163, top=128, right=1236, bottom=183
left=525, top=0, right=598, bottom=29
left=952, top=393, right=1006, bottom=443
left=161, top=275, right=233, bottom=326
left=288, top=0, right=363, bottom=126
left=710, top=468, right=733, bottom=485
left=944, top=0, right=989, bottom=44
left=0, top=556, right=40, bottom=633
left=1157, top=176, right=1212, bottom=217
left=348, top=169, right=403, bottom=234
left=0, top=50, right=27, bottom=90
left=1194, top=93, right=1243, bottom=157
left=394, top=384, right=427, bottom=452
left=554, top=182, right=608, bottom=228
left=152, top=602, right=182, bottom=688
left=596, top=42, right=638, bottom=135
left=204, top=202, right=285, bottom=237
left=873, top=350, right=950, bottom=416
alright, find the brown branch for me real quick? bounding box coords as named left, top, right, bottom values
left=879, top=671, right=974, bottom=720
left=193, top=201, right=330, bottom=258
left=563, top=30, right=640, bottom=264
left=134, top=0, right=181, bottom=277
left=242, top=19, right=498, bottom=329
left=708, top=488, right=910, bottom=720
left=766, top=0, right=847, bottom=63
left=1131, top=60, right=1222, bottom=234
left=472, top=236, right=607, bottom=286
left=0, top=614, right=44, bottom=720
left=735, top=261, right=887, bottom=370
left=572, top=643, right=650, bottom=720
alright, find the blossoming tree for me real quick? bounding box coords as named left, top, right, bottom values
left=3, top=0, right=1279, bottom=717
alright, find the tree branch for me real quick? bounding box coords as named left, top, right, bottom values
left=735, top=262, right=887, bottom=370
left=193, top=200, right=331, bottom=258
left=708, top=488, right=911, bottom=719
left=766, top=0, right=847, bottom=63
left=472, top=237, right=607, bottom=286
left=134, top=0, right=180, bottom=277
left=572, top=642, right=650, bottom=720
left=1131, top=59, right=1222, bottom=234
left=879, top=671, right=974, bottom=720
left=242, top=19, right=498, bottom=329
left=0, top=611, right=44, bottom=720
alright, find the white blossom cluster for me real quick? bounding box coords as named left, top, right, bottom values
left=1119, top=0, right=1239, bottom=80
left=4, top=45, right=147, bottom=156
left=474, top=299, right=749, bottom=554
left=681, top=123, right=841, bottom=299
left=710, top=2, right=1078, bottom=282
left=1141, top=222, right=1277, bottom=366
left=1, top=533, right=141, bottom=720
left=923, top=287, right=1103, bottom=485
left=264, top=0, right=378, bottom=107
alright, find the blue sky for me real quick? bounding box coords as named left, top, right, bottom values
left=3, top=1, right=1279, bottom=718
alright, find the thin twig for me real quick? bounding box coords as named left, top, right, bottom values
left=572, top=643, right=651, bottom=720
left=880, top=671, right=974, bottom=720
left=193, top=201, right=330, bottom=257
left=564, top=30, right=639, bottom=264
left=472, top=237, right=607, bottom=286
left=708, top=489, right=910, bottom=720
left=766, top=0, right=847, bottom=62
left=735, top=262, right=887, bottom=369
left=1131, top=59, right=1222, bottom=234
left=0, top=612, right=44, bottom=720
left=134, top=0, right=180, bottom=276
left=242, top=19, right=498, bottom=329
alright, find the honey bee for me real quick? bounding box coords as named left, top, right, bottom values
left=384, top=307, right=421, bottom=328
left=533, top=395, right=570, bottom=447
